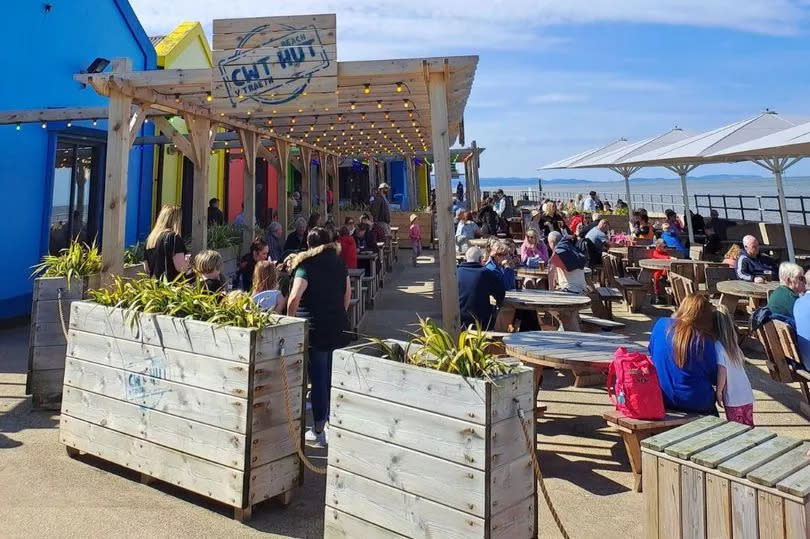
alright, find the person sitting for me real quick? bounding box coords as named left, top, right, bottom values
left=361, top=212, right=386, bottom=245
left=284, top=217, right=308, bottom=252
left=705, top=209, right=737, bottom=255
left=207, top=197, right=224, bottom=226
left=661, top=223, right=688, bottom=258
left=485, top=240, right=516, bottom=291
left=353, top=222, right=378, bottom=254
left=307, top=212, right=322, bottom=232
left=795, top=270, right=810, bottom=369
left=547, top=231, right=587, bottom=294
left=767, top=262, right=806, bottom=317
left=457, top=247, right=505, bottom=329
left=337, top=226, right=358, bottom=269
left=722, top=244, right=741, bottom=268
left=585, top=219, right=610, bottom=252
left=252, top=260, right=286, bottom=312
left=520, top=229, right=548, bottom=267
left=736, top=235, right=776, bottom=283
left=194, top=250, right=225, bottom=293
left=568, top=212, right=584, bottom=236
left=602, top=200, right=613, bottom=213
left=478, top=198, right=499, bottom=236
left=664, top=209, right=684, bottom=236
left=650, top=238, right=675, bottom=304
left=265, top=221, right=284, bottom=262
left=455, top=210, right=480, bottom=253
left=649, top=293, right=718, bottom=414
left=235, top=238, right=269, bottom=291
left=632, top=209, right=655, bottom=241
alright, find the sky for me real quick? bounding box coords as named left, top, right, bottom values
left=129, top=0, right=810, bottom=180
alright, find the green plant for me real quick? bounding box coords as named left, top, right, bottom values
left=32, top=242, right=103, bottom=283
left=124, top=242, right=145, bottom=265
left=207, top=224, right=242, bottom=249
left=88, top=275, right=280, bottom=329
left=371, top=317, right=516, bottom=379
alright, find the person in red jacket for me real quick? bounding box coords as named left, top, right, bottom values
left=337, top=226, right=358, bottom=269
left=651, top=238, right=675, bottom=304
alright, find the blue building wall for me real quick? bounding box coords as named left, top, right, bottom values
left=389, top=160, right=409, bottom=209
left=0, top=1, right=156, bottom=319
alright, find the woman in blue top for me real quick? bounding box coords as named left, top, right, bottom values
left=649, top=293, right=718, bottom=414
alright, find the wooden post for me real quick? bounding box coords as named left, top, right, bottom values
left=429, top=69, right=460, bottom=334
left=317, top=151, right=328, bottom=219
left=331, top=154, right=341, bottom=224
left=275, top=139, right=289, bottom=231
left=369, top=158, right=377, bottom=196
left=238, top=130, right=258, bottom=243
left=183, top=114, right=212, bottom=253
left=300, top=147, right=312, bottom=217
left=471, top=140, right=481, bottom=211
left=100, top=58, right=133, bottom=279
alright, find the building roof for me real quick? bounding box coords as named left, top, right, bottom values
left=149, top=35, right=166, bottom=47
left=153, top=21, right=212, bottom=68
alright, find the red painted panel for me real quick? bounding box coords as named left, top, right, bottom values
left=267, top=163, right=278, bottom=220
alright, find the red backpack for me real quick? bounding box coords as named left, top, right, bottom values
left=607, top=347, right=666, bottom=420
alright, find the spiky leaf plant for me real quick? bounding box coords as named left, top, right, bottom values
left=32, top=242, right=103, bottom=287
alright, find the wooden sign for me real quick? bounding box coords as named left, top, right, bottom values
left=212, top=14, right=337, bottom=115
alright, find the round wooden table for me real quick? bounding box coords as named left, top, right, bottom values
left=503, top=330, right=646, bottom=388
left=716, top=279, right=779, bottom=313
left=468, top=238, right=492, bottom=248
left=500, top=290, right=591, bottom=332
left=515, top=266, right=591, bottom=289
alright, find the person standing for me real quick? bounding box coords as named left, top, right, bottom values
left=456, top=181, right=464, bottom=202
left=408, top=213, right=422, bottom=267
left=714, top=306, right=754, bottom=426
left=370, top=182, right=391, bottom=236
left=144, top=205, right=189, bottom=281
left=287, top=228, right=351, bottom=447
left=493, top=189, right=506, bottom=217
left=207, top=198, right=224, bottom=226
left=583, top=191, right=598, bottom=213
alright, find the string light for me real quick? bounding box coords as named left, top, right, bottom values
left=403, top=99, right=410, bottom=108
left=206, top=92, right=213, bottom=102
left=363, top=83, right=371, bottom=94
left=175, top=94, right=181, bottom=103
left=384, top=111, right=390, bottom=120
left=291, top=116, right=296, bottom=124
left=15, top=122, right=21, bottom=130
left=376, top=100, right=382, bottom=109
left=66, top=121, right=72, bottom=127
left=337, top=114, right=343, bottom=121
left=41, top=121, right=47, bottom=129
left=350, top=102, right=356, bottom=110
left=408, top=111, right=413, bottom=119
left=396, top=82, right=403, bottom=93
left=361, top=113, right=366, bottom=120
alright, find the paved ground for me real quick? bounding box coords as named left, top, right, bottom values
left=2, top=253, right=809, bottom=538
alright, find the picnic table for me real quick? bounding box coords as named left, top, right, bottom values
left=515, top=266, right=591, bottom=289
left=468, top=238, right=491, bottom=248
left=637, top=258, right=722, bottom=271
left=498, top=289, right=591, bottom=332
left=356, top=251, right=379, bottom=306
left=717, top=279, right=779, bottom=313
left=503, top=330, right=646, bottom=389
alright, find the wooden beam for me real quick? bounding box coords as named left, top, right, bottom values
left=330, top=154, right=341, bottom=224
left=184, top=114, right=212, bottom=253
left=151, top=116, right=194, bottom=160
left=238, top=130, right=258, bottom=243
left=128, top=104, right=148, bottom=146
left=318, top=151, right=328, bottom=219
left=275, top=139, right=290, bottom=230
left=100, top=58, right=133, bottom=280
left=428, top=69, right=460, bottom=334
left=300, top=147, right=313, bottom=217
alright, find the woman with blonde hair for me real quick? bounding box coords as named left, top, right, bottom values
left=252, top=260, right=286, bottom=312
left=648, top=293, right=719, bottom=414
left=714, top=305, right=754, bottom=425
left=144, top=205, right=188, bottom=281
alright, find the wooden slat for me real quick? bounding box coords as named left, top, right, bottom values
left=490, top=495, right=536, bottom=538
left=327, top=426, right=486, bottom=516
left=252, top=387, right=302, bottom=431
left=252, top=356, right=304, bottom=397
left=681, top=466, right=705, bottom=539
left=331, top=348, right=488, bottom=424
left=641, top=416, right=725, bottom=452
left=719, top=437, right=804, bottom=478
left=691, top=428, right=776, bottom=468
left=658, top=458, right=682, bottom=539
left=213, top=14, right=336, bottom=36
left=34, top=276, right=85, bottom=300
left=30, top=345, right=66, bottom=371
left=330, top=388, right=486, bottom=470
left=490, top=368, right=534, bottom=423
left=785, top=500, right=810, bottom=539
left=60, top=415, right=243, bottom=507
left=706, top=474, right=732, bottom=539
left=247, top=454, right=301, bottom=506
left=665, top=421, right=751, bottom=460
left=642, top=452, right=659, bottom=539
left=748, top=443, right=810, bottom=488
left=249, top=423, right=299, bottom=469
left=324, top=507, right=407, bottom=539
left=325, top=468, right=485, bottom=539
left=257, top=317, right=307, bottom=358
left=27, top=369, right=64, bottom=408
left=758, top=491, right=786, bottom=539
left=731, top=481, right=759, bottom=538
left=64, top=357, right=248, bottom=434
left=777, top=463, right=810, bottom=498
left=491, top=414, right=534, bottom=468
left=33, top=323, right=67, bottom=347
left=61, top=386, right=246, bottom=469
left=490, top=454, right=534, bottom=517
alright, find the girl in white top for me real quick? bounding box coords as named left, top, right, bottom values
left=714, top=305, right=754, bottom=426
left=252, top=260, right=286, bottom=313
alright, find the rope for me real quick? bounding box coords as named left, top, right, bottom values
left=56, top=288, right=69, bottom=340
left=516, top=405, right=571, bottom=539
left=278, top=341, right=327, bottom=475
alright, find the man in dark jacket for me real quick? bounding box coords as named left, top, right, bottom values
left=207, top=198, right=224, bottom=226
left=737, top=235, right=776, bottom=282
left=370, top=182, right=391, bottom=235
left=457, top=246, right=505, bottom=329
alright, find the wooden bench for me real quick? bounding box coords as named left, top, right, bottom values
left=347, top=298, right=361, bottom=338
left=756, top=319, right=810, bottom=419
left=603, top=409, right=698, bottom=492
left=580, top=314, right=625, bottom=331
left=594, top=285, right=624, bottom=320
left=603, top=253, right=645, bottom=313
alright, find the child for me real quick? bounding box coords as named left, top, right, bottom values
left=650, top=238, right=674, bottom=304
left=194, top=250, right=225, bottom=292
left=714, top=305, right=754, bottom=426
left=408, top=213, right=422, bottom=267
left=252, top=260, right=286, bottom=312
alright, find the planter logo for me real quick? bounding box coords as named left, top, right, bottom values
left=218, top=24, right=331, bottom=107
left=125, top=356, right=169, bottom=410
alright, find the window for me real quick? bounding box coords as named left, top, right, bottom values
left=49, top=139, right=103, bottom=254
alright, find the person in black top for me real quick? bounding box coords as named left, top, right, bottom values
left=235, top=238, right=269, bottom=291
left=194, top=250, right=226, bottom=292
left=144, top=205, right=189, bottom=281
left=284, top=217, right=308, bottom=252
left=207, top=198, right=224, bottom=226
left=478, top=198, right=499, bottom=236
left=287, top=227, right=350, bottom=447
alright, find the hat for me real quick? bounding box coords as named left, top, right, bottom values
left=409, top=213, right=418, bottom=223
left=378, top=182, right=390, bottom=190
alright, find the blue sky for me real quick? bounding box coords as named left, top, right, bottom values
left=131, top=0, right=810, bottom=179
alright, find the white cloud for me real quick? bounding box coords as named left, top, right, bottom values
left=528, top=93, right=587, bottom=104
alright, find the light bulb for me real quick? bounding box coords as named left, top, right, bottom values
left=396, top=82, right=403, bottom=93
left=363, top=84, right=370, bottom=94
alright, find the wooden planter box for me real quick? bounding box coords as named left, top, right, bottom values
left=217, top=245, right=240, bottom=283
left=26, top=275, right=99, bottom=409
left=325, top=342, right=537, bottom=538
left=641, top=416, right=810, bottom=538
left=341, top=210, right=432, bottom=248
left=122, top=263, right=143, bottom=279
left=59, top=301, right=307, bottom=520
